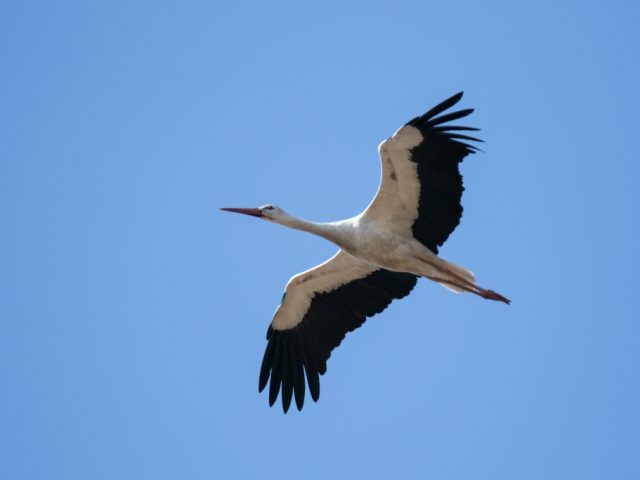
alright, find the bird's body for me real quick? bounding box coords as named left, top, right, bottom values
left=260, top=210, right=467, bottom=294
left=222, top=92, right=509, bottom=412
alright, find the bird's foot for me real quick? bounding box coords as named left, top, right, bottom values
left=479, top=288, right=511, bottom=304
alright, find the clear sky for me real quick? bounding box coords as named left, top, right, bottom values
left=2, top=1, right=640, bottom=479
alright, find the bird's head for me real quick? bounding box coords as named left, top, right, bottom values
left=220, top=204, right=286, bottom=222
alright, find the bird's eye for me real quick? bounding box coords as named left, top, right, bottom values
left=265, top=206, right=274, bottom=210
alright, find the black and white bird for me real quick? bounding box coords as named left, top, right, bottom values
left=221, top=92, right=509, bottom=413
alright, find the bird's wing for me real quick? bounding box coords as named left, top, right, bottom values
left=363, top=92, right=481, bottom=254
left=259, top=250, right=418, bottom=412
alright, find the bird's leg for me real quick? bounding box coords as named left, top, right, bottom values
left=426, top=275, right=510, bottom=304
left=420, top=258, right=510, bottom=304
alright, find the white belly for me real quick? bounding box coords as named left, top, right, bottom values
left=344, top=228, right=436, bottom=275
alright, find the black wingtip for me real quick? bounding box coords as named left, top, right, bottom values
left=282, top=394, right=292, bottom=413
left=426, top=108, right=475, bottom=127
left=409, top=92, right=465, bottom=126
left=258, top=340, right=274, bottom=393
left=443, top=133, right=484, bottom=143
left=268, top=342, right=283, bottom=406
left=440, top=91, right=464, bottom=108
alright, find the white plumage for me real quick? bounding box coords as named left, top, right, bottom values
left=221, top=92, right=509, bottom=412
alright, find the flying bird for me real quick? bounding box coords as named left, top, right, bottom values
left=221, top=92, right=509, bottom=413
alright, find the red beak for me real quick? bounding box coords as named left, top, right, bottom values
left=220, top=207, right=263, bottom=218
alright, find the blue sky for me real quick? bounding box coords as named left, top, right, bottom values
left=2, top=1, right=639, bottom=479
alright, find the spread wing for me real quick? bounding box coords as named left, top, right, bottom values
left=259, top=250, right=418, bottom=412
left=363, top=92, right=481, bottom=254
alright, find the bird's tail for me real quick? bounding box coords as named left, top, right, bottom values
left=437, top=260, right=476, bottom=293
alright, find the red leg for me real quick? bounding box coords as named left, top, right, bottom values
left=421, top=257, right=510, bottom=305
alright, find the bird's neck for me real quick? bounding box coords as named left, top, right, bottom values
left=275, top=214, right=351, bottom=248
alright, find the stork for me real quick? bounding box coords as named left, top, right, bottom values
left=221, top=92, right=509, bottom=413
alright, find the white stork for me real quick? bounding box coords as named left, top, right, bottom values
left=221, top=92, right=509, bottom=413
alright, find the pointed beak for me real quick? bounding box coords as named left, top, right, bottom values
left=220, top=207, right=263, bottom=218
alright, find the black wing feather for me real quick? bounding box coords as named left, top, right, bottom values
left=405, top=92, right=481, bottom=253
left=408, top=91, right=464, bottom=124
left=259, top=269, right=417, bottom=412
